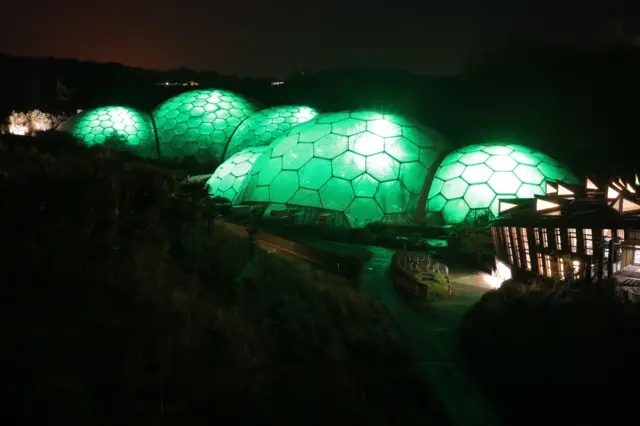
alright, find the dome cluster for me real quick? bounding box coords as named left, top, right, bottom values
left=55, top=88, right=581, bottom=229
left=236, top=111, right=451, bottom=227
left=425, top=144, right=579, bottom=224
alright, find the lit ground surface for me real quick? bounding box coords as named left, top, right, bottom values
left=362, top=246, right=500, bottom=426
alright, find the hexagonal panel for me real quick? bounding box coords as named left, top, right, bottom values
left=333, top=151, right=366, bottom=180
left=153, top=89, right=259, bottom=163
left=239, top=110, right=452, bottom=227
left=319, top=178, right=354, bottom=211
left=206, top=146, right=269, bottom=203
left=62, top=106, right=157, bottom=158
left=345, top=198, right=385, bottom=227
left=223, top=105, right=319, bottom=160
left=426, top=143, right=579, bottom=225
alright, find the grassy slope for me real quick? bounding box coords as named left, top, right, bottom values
left=0, top=134, right=447, bottom=426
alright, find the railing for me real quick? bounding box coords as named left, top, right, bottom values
left=404, top=253, right=449, bottom=276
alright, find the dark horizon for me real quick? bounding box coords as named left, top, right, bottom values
left=2, top=0, right=639, bottom=79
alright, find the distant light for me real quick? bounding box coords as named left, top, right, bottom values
left=270, top=81, right=284, bottom=86
left=9, top=124, right=27, bottom=135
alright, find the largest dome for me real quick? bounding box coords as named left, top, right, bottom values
left=58, top=106, right=158, bottom=158
left=153, top=89, right=259, bottom=163
left=237, top=110, right=451, bottom=228
left=425, top=143, right=579, bottom=224
left=222, top=105, right=320, bottom=160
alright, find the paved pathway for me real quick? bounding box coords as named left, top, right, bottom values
left=361, top=246, right=500, bottom=426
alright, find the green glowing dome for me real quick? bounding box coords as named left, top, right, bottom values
left=205, top=146, right=269, bottom=203
left=60, top=106, right=158, bottom=157
left=153, top=89, right=259, bottom=163
left=223, top=105, right=320, bottom=161
left=237, top=110, right=451, bottom=227
left=425, top=143, right=579, bottom=224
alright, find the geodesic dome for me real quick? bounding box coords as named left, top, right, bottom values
left=153, top=89, right=259, bottom=163
left=59, top=106, right=158, bottom=157
left=205, top=146, right=269, bottom=203
left=237, top=110, right=451, bottom=227
left=222, top=105, right=320, bottom=161
left=425, top=143, right=579, bottom=224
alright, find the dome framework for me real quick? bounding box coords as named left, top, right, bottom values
left=425, top=143, right=580, bottom=224
left=238, top=110, right=451, bottom=228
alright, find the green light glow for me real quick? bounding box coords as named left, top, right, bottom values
left=426, top=143, right=579, bottom=224
left=153, top=89, right=259, bottom=163
left=223, top=105, right=319, bottom=160
left=64, top=106, right=157, bottom=157
left=205, top=146, right=268, bottom=203
left=237, top=110, right=451, bottom=227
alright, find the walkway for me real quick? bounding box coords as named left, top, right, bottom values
left=361, top=246, right=500, bottom=426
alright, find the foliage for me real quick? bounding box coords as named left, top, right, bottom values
left=460, top=279, right=640, bottom=425
left=0, top=134, right=446, bottom=426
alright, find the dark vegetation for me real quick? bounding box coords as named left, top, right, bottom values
left=0, top=134, right=447, bottom=426
left=461, top=279, right=640, bottom=426
left=3, top=45, right=640, bottom=177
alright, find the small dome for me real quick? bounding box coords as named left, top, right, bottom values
left=153, top=89, right=260, bottom=163
left=206, top=146, right=269, bottom=203
left=425, top=143, right=579, bottom=224
left=59, top=106, right=157, bottom=157
left=237, top=110, right=451, bottom=227
left=222, top=105, right=320, bottom=160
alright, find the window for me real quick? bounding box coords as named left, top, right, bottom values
left=511, top=227, right=521, bottom=267
left=537, top=253, right=544, bottom=275
left=491, top=227, right=499, bottom=252
left=504, top=227, right=513, bottom=263
left=617, top=229, right=625, bottom=241
left=555, top=228, right=562, bottom=250
left=583, top=229, right=593, bottom=255
left=542, top=228, right=549, bottom=248
left=534, top=227, right=541, bottom=246
left=603, top=229, right=612, bottom=260
left=568, top=228, right=577, bottom=253
left=573, top=260, right=581, bottom=276
left=521, top=228, right=532, bottom=271
left=544, top=254, right=552, bottom=277
left=559, top=258, right=565, bottom=279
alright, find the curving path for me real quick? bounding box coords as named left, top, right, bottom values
left=361, top=246, right=501, bottom=426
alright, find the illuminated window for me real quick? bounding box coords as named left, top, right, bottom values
left=544, top=254, right=552, bottom=277
left=568, top=228, right=577, bottom=253
left=572, top=260, right=581, bottom=276
left=617, top=229, right=625, bottom=241
left=521, top=228, right=532, bottom=271
left=555, top=228, right=562, bottom=250
left=511, top=227, right=521, bottom=267
left=559, top=258, right=565, bottom=279
left=534, top=227, right=541, bottom=246
left=583, top=229, right=593, bottom=255
left=504, top=227, right=513, bottom=263
left=542, top=228, right=549, bottom=248
left=537, top=253, right=544, bottom=275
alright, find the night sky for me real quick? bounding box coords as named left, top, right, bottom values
left=3, top=0, right=638, bottom=78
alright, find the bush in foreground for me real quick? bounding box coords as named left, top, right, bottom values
left=0, top=135, right=446, bottom=426
left=460, top=280, right=640, bottom=425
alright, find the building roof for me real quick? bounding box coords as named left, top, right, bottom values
left=489, top=175, right=640, bottom=229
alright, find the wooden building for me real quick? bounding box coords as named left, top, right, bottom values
left=489, top=175, right=640, bottom=285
